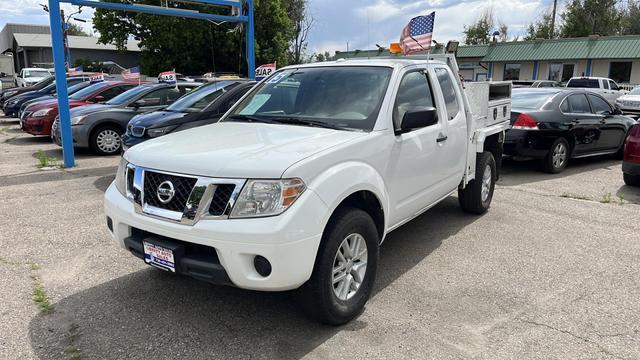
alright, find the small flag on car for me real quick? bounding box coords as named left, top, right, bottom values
left=122, top=66, right=140, bottom=81
left=399, top=12, right=435, bottom=55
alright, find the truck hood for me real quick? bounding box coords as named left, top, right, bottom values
left=125, top=122, right=367, bottom=178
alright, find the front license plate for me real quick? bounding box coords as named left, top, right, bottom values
left=143, top=241, right=176, bottom=272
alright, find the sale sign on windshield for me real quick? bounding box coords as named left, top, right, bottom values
left=159, top=70, right=177, bottom=84
left=255, top=62, right=277, bottom=81
left=89, top=73, right=105, bottom=83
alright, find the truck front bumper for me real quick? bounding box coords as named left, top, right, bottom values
left=104, top=183, right=328, bottom=291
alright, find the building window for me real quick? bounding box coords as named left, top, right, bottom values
left=549, top=63, right=562, bottom=81
left=503, top=64, right=520, bottom=80
left=609, top=62, right=632, bottom=83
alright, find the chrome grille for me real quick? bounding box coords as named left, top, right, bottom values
left=143, top=171, right=197, bottom=212
left=124, top=165, right=245, bottom=225
left=209, top=184, right=236, bottom=216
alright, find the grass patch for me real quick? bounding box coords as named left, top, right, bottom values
left=618, top=193, right=625, bottom=205
left=65, top=323, right=83, bottom=360
left=601, top=192, right=613, bottom=204
left=35, top=149, right=61, bottom=169
left=560, top=193, right=592, bottom=201
left=30, top=262, right=54, bottom=314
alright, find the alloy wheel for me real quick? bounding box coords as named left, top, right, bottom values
left=332, top=233, right=368, bottom=301
left=481, top=164, right=492, bottom=203
left=552, top=142, right=567, bottom=170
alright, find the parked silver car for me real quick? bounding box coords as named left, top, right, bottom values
left=615, top=86, right=640, bottom=117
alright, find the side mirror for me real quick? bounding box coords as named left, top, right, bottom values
left=92, top=95, right=106, bottom=103
left=397, top=107, right=438, bottom=135
left=612, top=107, right=623, bottom=115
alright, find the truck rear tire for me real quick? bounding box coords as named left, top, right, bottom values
left=298, top=207, right=379, bottom=325
left=459, top=152, right=496, bottom=215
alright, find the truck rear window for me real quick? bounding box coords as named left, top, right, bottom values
left=566, top=79, right=600, bottom=88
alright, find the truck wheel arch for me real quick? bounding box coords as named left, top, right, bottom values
left=329, top=190, right=385, bottom=242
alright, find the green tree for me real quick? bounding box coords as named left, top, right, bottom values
left=463, top=9, right=494, bottom=45
left=92, top=0, right=292, bottom=75
left=620, top=0, right=640, bottom=35
left=283, top=0, right=314, bottom=64
left=560, top=0, right=621, bottom=37
left=525, top=11, right=556, bottom=40
left=67, top=22, right=89, bottom=36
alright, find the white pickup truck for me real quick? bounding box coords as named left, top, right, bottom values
left=104, top=53, right=511, bottom=324
left=566, top=76, right=627, bottom=104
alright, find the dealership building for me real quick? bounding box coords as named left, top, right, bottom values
left=335, top=35, right=640, bottom=86
left=0, top=23, right=141, bottom=74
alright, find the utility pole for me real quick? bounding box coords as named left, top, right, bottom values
left=550, top=0, right=557, bottom=38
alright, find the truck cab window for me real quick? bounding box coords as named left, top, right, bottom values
left=393, top=71, right=435, bottom=130
left=434, top=68, right=460, bottom=120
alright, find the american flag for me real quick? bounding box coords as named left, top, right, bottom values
left=400, top=12, right=435, bottom=55
left=122, top=66, right=140, bottom=81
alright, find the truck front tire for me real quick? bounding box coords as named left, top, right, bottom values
left=459, top=152, right=496, bottom=214
left=299, top=207, right=379, bottom=325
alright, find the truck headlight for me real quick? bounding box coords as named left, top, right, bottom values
left=71, top=115, right=86, bottom=125
left=147, top=125, right=177, bottom=138
left=32, top=108, right=53, bottom=117
left=230, top=178, right=306, bottom=218
left=114, top=157, right=128, bottom=196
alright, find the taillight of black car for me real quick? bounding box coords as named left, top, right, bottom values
left=512, top=113, right=539, bottom=130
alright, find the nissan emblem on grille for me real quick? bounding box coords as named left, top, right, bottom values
left=157, top=181, right=176, bottom=204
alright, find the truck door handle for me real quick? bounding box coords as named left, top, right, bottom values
left=436, top=135, right=448, bottom=143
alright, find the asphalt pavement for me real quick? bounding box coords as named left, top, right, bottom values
left=0, top=116, right=639, bottom=359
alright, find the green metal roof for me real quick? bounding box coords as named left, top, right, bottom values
left=456, top=44, right=488, bottom=58
left=482, top=35, right=640, bottom=61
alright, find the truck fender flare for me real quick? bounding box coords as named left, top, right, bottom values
left=306, top=161, right=390, bottom=240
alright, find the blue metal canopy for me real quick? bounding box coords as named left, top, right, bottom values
left=48, top=0, right=255, bottom=167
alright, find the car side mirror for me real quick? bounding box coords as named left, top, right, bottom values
left=397, top=107, right=438, bottom=135
left=92, top=95, right=106, bottom=103
left=612, top=107, right=622, bottom=115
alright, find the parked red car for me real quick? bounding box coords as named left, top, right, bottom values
left=20, top=81, right=141, bottom=136
left=623, top=123, right=640, bottom=186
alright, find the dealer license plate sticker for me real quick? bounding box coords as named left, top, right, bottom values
left=143, top=242, right=175, bottom=272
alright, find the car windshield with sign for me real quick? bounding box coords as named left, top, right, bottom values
left=165, top=81, right=234, bottom=113
left=69, top=82, right=109, bottom=100
left=106, top=85, right=154, bottom=105
left=226, top=66, right=392, bottom=131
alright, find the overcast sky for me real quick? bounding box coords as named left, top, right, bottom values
left=2, top=0, right=561, bottom=55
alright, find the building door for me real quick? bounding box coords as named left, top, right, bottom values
left=561, top=64, right=575, bottom=82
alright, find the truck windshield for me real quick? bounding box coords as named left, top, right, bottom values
left=25, top=70, right=51, bottom=78
left=630, top=87, right=640, bottom=95
left=227, top=66, right=392, bottom=131
left=566, top=79, right=600, bottom=88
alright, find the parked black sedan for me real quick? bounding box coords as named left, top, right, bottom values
left=0, top=76, right=54, bottom=108
left=122, top=80, right=255, bottom=149
left=3, top=76, right=90, bottom=117
left=52, top=82, right=199, bottom=155
left=504, top=88, right=636, bottom=173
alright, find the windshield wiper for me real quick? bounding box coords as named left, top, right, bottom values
left=267, top=117, right=348, bottom=130
left=227, top=114, right=279, bottom=124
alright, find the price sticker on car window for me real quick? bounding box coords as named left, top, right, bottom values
left=267, top=70, right=291, bottom=84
